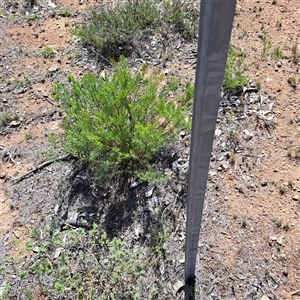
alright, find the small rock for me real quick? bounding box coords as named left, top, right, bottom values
left=48, top=65, right=60, bottom=73
left=172, top=160, right=178, bottom=171
left=173, top=279, right=184, bottom=292
left=261, top=296, right=270, bottom=300
left=0, top=281, right=7, bottom=297
left=32, top=246, right=40, bottom=253
left=145, top=186, right=155, bottom=198
left=9, top=120, right=21, bottom=127
left=180, top=131, right=186, bottom=138
left=47, top=0, right=56, bottom=8
left=215, top=128, right=222, bottom=137
left=277, top=235, right=284, bottom=246
left=53, top=247, right=63, bottom=259
left=130, top=181, right=139, bottom=188
left=269, top=236, right=277, bottom=242
left=292, top=194, right=299, bottom=201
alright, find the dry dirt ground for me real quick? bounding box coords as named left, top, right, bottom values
left=0, top=0, right=299, bottom=299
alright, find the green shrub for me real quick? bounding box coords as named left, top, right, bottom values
left=271, top=46, right=285, bottom=60
left=41, top=46, right=55, bottom=59
left=224, top=48, right=248, bottom=94
left=59, top=8, right=72, bottom=17
left=52, top=57, right=191, bottom=182
left=26, top=13, right=37, bottom=20
left=71, top=0, right=198, bottom=59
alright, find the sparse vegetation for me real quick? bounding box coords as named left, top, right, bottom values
left=0, top=112, right=17, bottom=126
left=51, top=57, right=191, bottom=182
left=71, top=0, right=198, bottom=60
left=41, top=46, right=55, bottom=59
left=10, top=74, right=31, bottom=89
left=1, top=222, right=170, bottom=299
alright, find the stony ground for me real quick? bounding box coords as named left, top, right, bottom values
left=0, top=0, right=299, bottom=299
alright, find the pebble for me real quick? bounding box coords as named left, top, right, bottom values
left=292, top=194, right=299, bottom=201
left=145, top=186, right=155, bottom=198
left=261, top=296, right=270, bottom=300
left=9, top=120, right=20, bottom=127
left=277, top=235, right=284, bottom=246
left=48, top=65, right=60, bottom=72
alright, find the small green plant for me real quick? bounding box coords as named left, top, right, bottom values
left=279, top=184, right=287, bottom=195
left=51, top=57, right=191, bottom=182
left=10, top=74, right=31, bottom=89
left=271, top=46, right=285, bottom=60
left=291, top=44, right=299, bottom=62
left=59, top=8, right=72, bottom=17
left=25, top=131, right=32, bottom=141
left=288, top=76, right=297, bottom=88
left=0, top=9, right=5, bottom=15
left=227, top=126, right=240, bottom=145
left=9, top=15, right=16, bottom=20
left=26, top=13, right=38, bottom=20
left=230, top=153, right=235, bottom=165
left=242, top=219, right=247, bottom=228
left=41, top=46, right=55, bottom=59
left=261, top=35, right=272, bottom=59
left=224, top=48, right=248, bottom=94
left=0, top=112, right=17, bottom=126
left=275, top=219, right=282, bottom=228
left=283, top=223, right=290, bottom=231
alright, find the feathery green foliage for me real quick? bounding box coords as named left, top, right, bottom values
left=52, top=57, right=192, bottom=182
left=224, top=48, right=248, bottom=94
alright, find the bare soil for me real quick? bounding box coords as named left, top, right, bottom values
left=0, top=0, right=299, bottom=299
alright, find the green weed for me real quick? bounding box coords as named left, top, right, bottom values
left=59, top=8, right=72, bottom=17
left=41, top=46, right=55, bottom=59
left=10, top=75, right=31, bottom=88
left=224, top=48, right=248, bottom=94
left=261, top=35, right=272, bottom=59
left=0, top=112, right=17, bottom=126
left=25, top=131, right=33, bottom=141
left=26, top=13, right=37, bottom=20
left=288, top=76, right=297, bottom=88
left=271, top=46, right=285, bottom=60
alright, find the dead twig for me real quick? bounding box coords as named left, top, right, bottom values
left=12, top=154, right=73, bottom=183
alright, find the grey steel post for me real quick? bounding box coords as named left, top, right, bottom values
left=184, top=0, right=236, bottom=298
